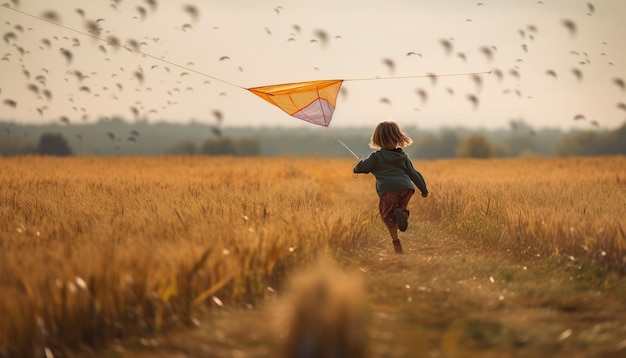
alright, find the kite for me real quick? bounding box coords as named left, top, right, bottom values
left=247, top=79, right=343, bottom=127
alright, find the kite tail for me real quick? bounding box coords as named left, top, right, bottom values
left=328, top=128, right=360, bottom=159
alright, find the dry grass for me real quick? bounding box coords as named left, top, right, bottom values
left=0, top=155, right=624, bottom=357
left=418, top=157, right=626, bottom=271
left=0, top=156, right=373, bottom=357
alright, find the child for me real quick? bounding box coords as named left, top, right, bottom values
left=353, top=121, right=428, bottom=254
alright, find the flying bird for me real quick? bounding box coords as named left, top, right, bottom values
left=59, top=48, right=72, bottom=64
left=612, top=77, right=625, bottom=91
left=439, top=38, right=453, bottom=57
left=470, top=74, right=483, bottom=92
left=586, top=2, right=595, bottom=15
left=212, top=109, right=223, bottom=124
left=545, top=69, right=557, bottom=78
left=426, top=73, right=437, bottom=87
left=182, top=4, right=199, bottom=22
left=313, top=29, right=329, bottom=47
left=415, top=88, right=428, bottom=105
left=573, top=114, right=585, bottom=120
left=571, top=68, right=583, bottom=82
left=3, top=31, right=17, bottom=44
left=381, top=58, right=395, bottom=74
left=135, top=6, right=148, bottom=20
left=561, top=19, right=577, bottom=37
left=478, top=46, right=494, bottom=62
left=144, top=0, right=158, bottom=12
left=491, top=68, right=503, bottom=82
left=3, top=99, right=17, bottom=108
left=41, top=10, right=61, bottom=22
left=617, top=102, right=626, bottom=112
left=466, top=94, right=479, bottom=109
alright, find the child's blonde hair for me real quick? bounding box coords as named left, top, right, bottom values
left=369, top=121, right=413, bottom=150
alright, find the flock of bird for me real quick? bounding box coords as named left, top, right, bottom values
left=1, top=0, right=625, bottom=148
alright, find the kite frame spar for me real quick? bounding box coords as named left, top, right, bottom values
left=248, top=79, right=361, bottom=158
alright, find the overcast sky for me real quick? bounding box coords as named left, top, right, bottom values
left=1, top=0, right=625, bottom=131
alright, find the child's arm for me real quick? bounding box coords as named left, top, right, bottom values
left=406, top=160, right=428, bottom=196
left=353, top=152, right=377, bottom=174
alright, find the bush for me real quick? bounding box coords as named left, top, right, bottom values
left=166, top=141, right=199, bottom=155
left=37, top=133, right=74, bottom=156
left=0, top=136, right=36, bottom=156
left=457, top=134, right=493, bottom=158
left=201, top=137, right=261, bottom=156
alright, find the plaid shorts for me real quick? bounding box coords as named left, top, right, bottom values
left=379, top=189, right=414, bottom=227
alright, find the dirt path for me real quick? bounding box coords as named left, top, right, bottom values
left=94, top=220, right=626, bottom=358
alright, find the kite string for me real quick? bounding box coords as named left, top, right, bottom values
left=1, top=5, right=245, bottom=90
left=342, top=70, right=492, bottom=82
left=327, top=127, right=360, bottom=159
left=3, top=5, right=492, bottom=90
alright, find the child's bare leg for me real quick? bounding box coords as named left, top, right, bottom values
left=385, top=222, right=403, bottom=254
left=386, top=223, right=399, bottom=240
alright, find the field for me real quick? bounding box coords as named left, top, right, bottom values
left=1, top=156, right=625, bottom=357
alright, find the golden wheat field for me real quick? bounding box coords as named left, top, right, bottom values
left=1, top=155, right=625, bottom=357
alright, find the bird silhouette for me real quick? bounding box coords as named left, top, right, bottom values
left=415, top=88, right=427, bottom=105
left=439, top=38, right=453, bottom=56
left=426, top=73, right=437, bottom=87
left=144, top=0, right=158, bottom=12
left=212, top=109, right=223, bottom=124
left=41, top=10, right=61, bottom=22
left=545, top=69, right=558, bottom=78
left=59, top=48, right=72, bottom=64
left=3, top=31, right=17, bottom=44
left=478, top=46, right=494, bottom=62
left=182, top=4, right=199, bottom=22
left=470, top=74, right=483, bottom=92
left=466, top=94, right=479, bottom=109
left=571, top=68, right=583, bottom=82
left=612, top=77, right=625, bottom=91
left=3, top=99, right=17, bottom=108
left=312, top=29, right=329, bottom=47
left=561, top=19, right=577, bottom=37
left=381, top=58, right=395, bottom=74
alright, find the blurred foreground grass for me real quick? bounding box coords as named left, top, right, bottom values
left=1, top=156, right=624, bottom=357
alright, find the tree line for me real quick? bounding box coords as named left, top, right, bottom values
left=2, top=118, right=625, bottom=158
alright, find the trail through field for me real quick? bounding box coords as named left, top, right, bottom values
left=106, top=220, right=626, bottom=358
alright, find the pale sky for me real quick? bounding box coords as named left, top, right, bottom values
left=1, top=0, right=625, bottom=130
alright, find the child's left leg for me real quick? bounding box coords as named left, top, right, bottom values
left=379, top=193, right=405, bottom=254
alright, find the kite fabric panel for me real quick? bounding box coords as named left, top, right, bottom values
left=247, top=79, right=343, bottom=127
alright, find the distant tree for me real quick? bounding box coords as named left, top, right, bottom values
left=166, top=141, right=199, bottom=155
left=37, top=133, right=73, bottom=156
left=201, top=137, right=261, bottom=156
left=411, top=131, right=460, bottom=159
left=0, top=136, right=36, bottom=156
left=233, top=137, right=261, bottom=156
left=202, top=138, right=237, bottom=156
left=457, top=134, right=493, bottom=158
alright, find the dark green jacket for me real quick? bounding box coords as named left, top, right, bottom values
left=353, top=148, right=428, bottom=197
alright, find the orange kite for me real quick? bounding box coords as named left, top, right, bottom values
left=248, top=79, right=343, bottom=127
